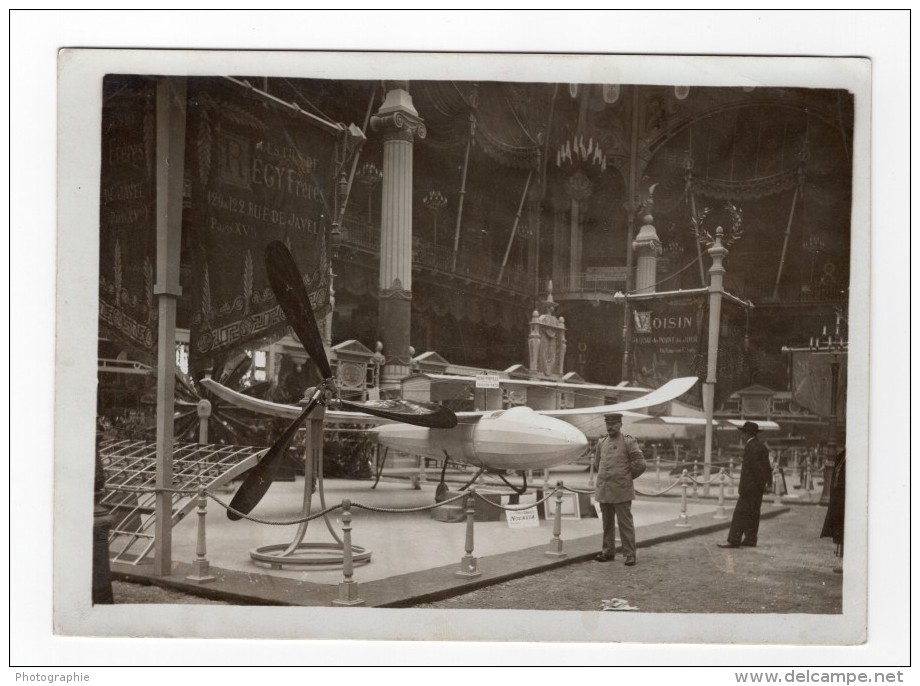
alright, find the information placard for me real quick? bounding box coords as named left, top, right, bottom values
left=505, top=509, right=539, bottom=528
left=475, top=373, right=501, bottom=389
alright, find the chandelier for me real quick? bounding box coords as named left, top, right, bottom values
left=556, top=134, right=607, bottom=173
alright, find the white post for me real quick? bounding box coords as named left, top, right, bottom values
left=702, top=228, right=728, bottom=498
left=545, top=481, right=567, bottom=558
left=153, top=76, right=186, bottom=576
left=333, top=499, right=365, bottom=606
left=676, top=470, right=691, bottom=528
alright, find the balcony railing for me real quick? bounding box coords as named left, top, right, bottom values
left=337, top=217, right=534, bottom=295
left=722, top=277, right=848, bottom=305
left=551, top=270, right=628, bottom=300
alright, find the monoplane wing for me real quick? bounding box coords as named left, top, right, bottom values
left=540, top=376, right=699, bottom=439
left=199, top=376, right=393, bottom=424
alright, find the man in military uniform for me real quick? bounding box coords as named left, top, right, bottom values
left=594, top=413, right=646, bottom=565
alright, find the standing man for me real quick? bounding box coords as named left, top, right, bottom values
left=719, top=421, right=773, bottom=549
left=594, top=413, right=646, bottom=566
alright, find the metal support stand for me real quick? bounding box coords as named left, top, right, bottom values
left=250, top=404, right=371, bottom=569
left=676, top=470, right=691, bottom=527
left=455, top=489, right=481, bottom=578
left=713, top=469, right=728, bottom=520
left=333, top=499, right=365, bottom=606
left=545, top=481, right=567, bottom=558
left=186, top=485, right=216, bottom=583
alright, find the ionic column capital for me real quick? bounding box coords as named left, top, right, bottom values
left=371, top=110, right=427, bottom=143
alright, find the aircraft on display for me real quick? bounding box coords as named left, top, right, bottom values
left=203, top=373, right=698, bottom=473
left=202, top=241, right=702, bottom=517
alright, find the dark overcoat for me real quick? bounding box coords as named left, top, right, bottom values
left=738, top=436, right=772, bottom=496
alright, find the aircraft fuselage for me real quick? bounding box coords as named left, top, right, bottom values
left=375, top=405, right=589, bottom=471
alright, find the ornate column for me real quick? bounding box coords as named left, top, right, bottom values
left=566, top=170, right=593, bottom=277
left=370, top=83, right=426, bottom=390
left=632, top=201, right=662, bottom=294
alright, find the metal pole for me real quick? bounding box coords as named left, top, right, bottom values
left=153, top=76, right=186, bottom=576
left=333, top=498, right=365, bottom=606
left=545, top=481, right=567, bottom=558
left=771, top=186, right=799, bottom=300
left=497, top=170, right=533, bottom=284
left=451, top=119, right=474, bottom=272
left=702, top=228, right=728, bottom=498
left=820, top=353, right=842, bottom=506
left=688, top=191, right=707, bottom=286
left=455, top=488, right=481, bottom=578
left=620, top=86, right=641, bottom=382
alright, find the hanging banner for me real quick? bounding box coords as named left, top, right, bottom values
left=630, top=295, right=705, bottom=399
left=695, top=297, right=752, bottom=409
left=98, top=75, right=158, bottom=361
left=184, top=78, right=338, bottom=365
left=791, top=351, right=848, bottom=418
left=630, top=294, right=751, bottom=408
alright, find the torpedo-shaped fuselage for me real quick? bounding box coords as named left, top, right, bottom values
left=375, top=405, right=589, bottom=471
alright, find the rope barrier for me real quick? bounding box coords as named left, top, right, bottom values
left=684, top=472, right=737, bottom=487
left=634, top=478, right=687, bottom=497
left=471, top=489, right=557, bottom=511
left=351, top=491, right=469, bottom=514
left=205, top=491, right=341, bottom=526
left=117, top=465, right=752, bottom=594
left=561, top=484, right=595, bottom=495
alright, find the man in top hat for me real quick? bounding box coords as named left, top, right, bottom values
left=719, top=421, right=773, bottom=549
left=594, top=413, right=646, bottom=565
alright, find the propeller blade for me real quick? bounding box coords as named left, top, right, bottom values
left=265, top=241, right=332, bottom=379
left=339, top=398, right=458, bottom=429
left=227, top=387, right=323, bottom=520
left=221, top=353, right=253, bottom=388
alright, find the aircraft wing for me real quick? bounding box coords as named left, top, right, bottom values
left=539, top=376, right=699, bottom=439
left=721, top=418, right=781, bottom=431
left=201, top=375, right=700, bottom=438
left=422, top=372, right=661, bottom=396
left=199, top=377, right=393, bottom=425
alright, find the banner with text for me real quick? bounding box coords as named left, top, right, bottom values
left=185, top=78, right=336, bottom=365
left=98, top=75, right=158, bottom=361
left=630, top=295, right=705, bottom=403
left=630, top=295, right=750, bottom=408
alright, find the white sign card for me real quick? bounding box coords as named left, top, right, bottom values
left=505, top=509, right=539, bottom=528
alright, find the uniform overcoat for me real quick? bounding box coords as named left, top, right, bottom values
left=594, top=433, right=646, bottom=503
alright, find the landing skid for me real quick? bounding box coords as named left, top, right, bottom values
left=371, top=447, right=389, bottom=489
left=495, top=470, right=528, bottom=495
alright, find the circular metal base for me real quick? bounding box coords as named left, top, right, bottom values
left=250, top=542, right=372, bottom=569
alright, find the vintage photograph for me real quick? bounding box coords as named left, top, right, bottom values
left=51, top=45, right=875, bottom=651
